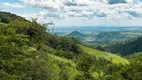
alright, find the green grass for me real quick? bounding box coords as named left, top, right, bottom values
left=48, top=54, right=76, bottom=67
left=66, top=66, right=80, bottom=80
left=79, top=44, right=129, bottom=64
left=48, top=54, right=80, bottom=80
left=0, top=23, right=8, bottom=26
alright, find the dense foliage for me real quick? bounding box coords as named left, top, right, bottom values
left=0, top=11, right=27, bottom=23
left=105, top=37, right=142, bottom=55
left=0, top=12, right=82, bottom=79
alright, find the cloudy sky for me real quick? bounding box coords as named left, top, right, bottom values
left=1, top=0, right=142, bottom=27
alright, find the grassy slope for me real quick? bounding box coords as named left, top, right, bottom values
left=79, top=45, right=129, bottom=64
left=47, top=44, right=129, bottom=80
left=48, top=54, right=76, bottom=67
left=48, top=54, right=80, bottom=80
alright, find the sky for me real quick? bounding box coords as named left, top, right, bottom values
left=1, top=0, right=142, bottom=27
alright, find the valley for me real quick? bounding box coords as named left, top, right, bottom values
left=54, top=27, right=142, bottom=46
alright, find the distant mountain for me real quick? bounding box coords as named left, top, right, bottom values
left=105, top=36, right=142, bottom=56
left=95, top=32, right=129, bottom=44
left=67, top=31, right=85, bottom=37
left=66, top=31, right=142, bottom=46
left=66, top=31, right=87, bottom=41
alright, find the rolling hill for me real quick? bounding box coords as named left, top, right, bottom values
left=67, top=31, right=85, bottom=37
left=105, top=36, right=142, bottom=56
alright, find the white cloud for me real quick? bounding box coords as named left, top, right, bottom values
left=20, top=0, right=142, bottom=26
left=4, top=2, right=24, bottom=8
left=21, top=0, right=63, bottom=11
left=39, top=10, right=64, bottom=19
left=19, top=10, right=64, bottom=24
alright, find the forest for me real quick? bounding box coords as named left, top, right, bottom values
left=0, top=11, right=142, bottom=80
left=105, top=36, right=142, bottom=55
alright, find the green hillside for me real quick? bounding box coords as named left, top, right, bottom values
left=1, top=11, right=142, bottom=80
left=0, top=11, right=27, bottom=23
left=79, top=45, right=129, bottom=64
left=48, top=54, right=80, bottom=80
left=105, top=36, right=142, bottom=55
left=0, top=11, right=83, bottom=80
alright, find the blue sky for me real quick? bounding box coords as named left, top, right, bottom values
left=0, top=0, right=41, bottom=14
left=1, top=0, right=142, bottom=27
